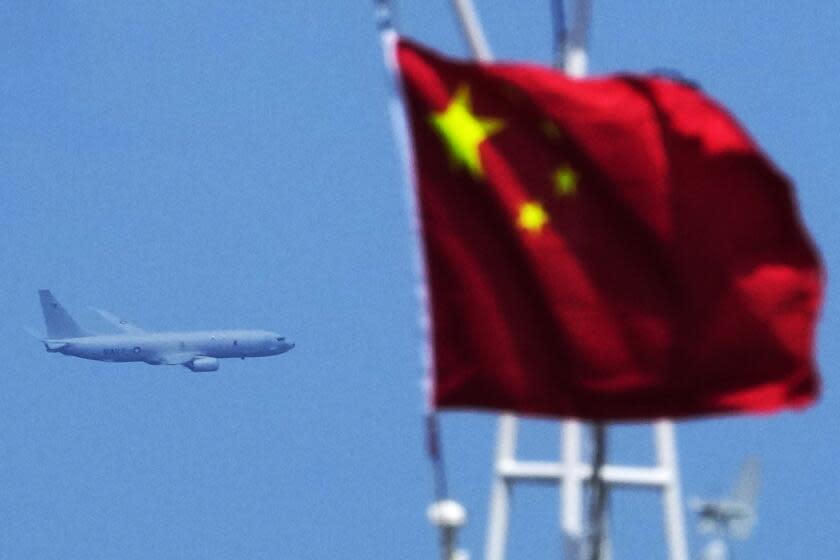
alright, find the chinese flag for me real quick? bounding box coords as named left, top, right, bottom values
left=396, top=38, right=823, bottom=420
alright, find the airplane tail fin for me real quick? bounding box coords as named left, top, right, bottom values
left=38, top=290, right=87, bottom=339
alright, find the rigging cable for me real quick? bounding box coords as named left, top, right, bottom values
left=587, top=424, right=609, bottom=560
left=373, top=2, right=453, bottom=558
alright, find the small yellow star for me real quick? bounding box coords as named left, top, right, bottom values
left=518, top=201, right=549, bottom=232
left=552, top=165, right=578, bottom=196
left=429, top=85, right=505, bottom=179
left=541, top=120, right=562, bottom=140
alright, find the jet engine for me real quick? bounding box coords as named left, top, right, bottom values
left=187, top=357, right=219, bottom=372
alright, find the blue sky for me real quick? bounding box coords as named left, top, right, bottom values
left=1, top=2, right=837, bottom=558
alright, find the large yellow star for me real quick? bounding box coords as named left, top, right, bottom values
left=429, top=85, right=504, bottom=179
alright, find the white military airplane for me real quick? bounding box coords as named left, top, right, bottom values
left=33, top=290, right=294, bottom=372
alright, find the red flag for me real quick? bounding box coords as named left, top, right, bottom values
left=396, top=38, right=823, bottom=420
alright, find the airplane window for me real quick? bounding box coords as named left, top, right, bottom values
left=276, top=337, right=284, bottom=341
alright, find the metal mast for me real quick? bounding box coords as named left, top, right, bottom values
left=486, top=420, right=689, bottom=560
left=376, top=1, right=692, bottom=557
left=447, top=2, right=690, bottom=559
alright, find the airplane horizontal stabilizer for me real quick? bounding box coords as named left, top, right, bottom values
left=43, top=340, right=68, bottom=352
left=23, top=326, right=43, bottom=340
left=90, top=307, right=145, bottom=334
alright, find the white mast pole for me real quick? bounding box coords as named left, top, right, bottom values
left=451, top=0, right=493, bottom=61
left=563, top=0, right=591, bottom=78
left=448, top=4, right=689, bottom=560
left=560, top=4, right=591, bottom=558
left=449, top=1, right=592, bottom=558
left=562, top=420, right=585, bottom=558
left=656, top=421, right=690, bottom=560
left=485, top=415, right=516, bottom=560
left=446, top=4, right=512, bottom=559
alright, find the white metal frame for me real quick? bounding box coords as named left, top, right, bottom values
left=484, top=417, right=689, bottom=560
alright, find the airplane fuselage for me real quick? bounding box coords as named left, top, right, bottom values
left=48, top=329, right=294, bottom=366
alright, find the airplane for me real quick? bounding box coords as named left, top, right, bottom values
left=32, top=290, right=294, bottom=372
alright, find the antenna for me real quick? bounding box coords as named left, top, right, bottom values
left=691, top=458, right=761, bottom=560
left=427, top=499, right=469, bottom=560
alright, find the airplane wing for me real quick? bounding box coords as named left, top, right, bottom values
left=159, top=352, right=197, bottom=365
left=90, top=307, right=146, bottom=334
left=159, top=352, right=219, bottom=372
